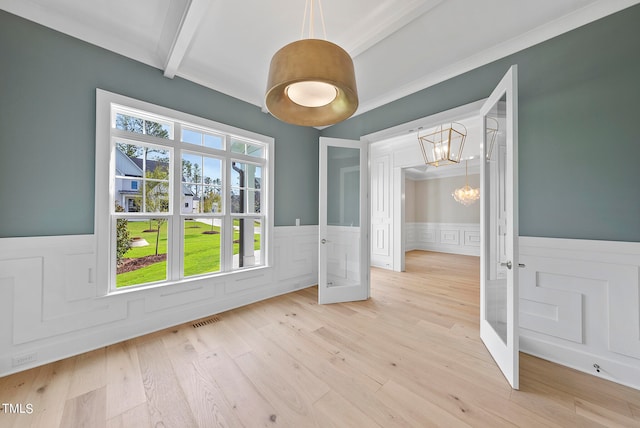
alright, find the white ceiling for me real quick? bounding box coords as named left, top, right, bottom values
left=1, top=0, right=638, bottom=120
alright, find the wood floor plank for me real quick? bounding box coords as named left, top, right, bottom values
left=259, top=320, right=383, bottom=394
left=259, top=322, right=414, bottom=427
left=520, top=354, right=640, bottom=416
left=59, top=386, right=106, bottom=428
left=195, top=348, right=284, bottom=427
left=105, top=403, right=151, bottom=428
left=234, top=351, right=324, bottom=427
left=137, top=338, right=197, bottom=428
left=66, top=347, right=107, bottom=400
left=165, top=339, right=244, bottom=428
left=630, top=403, right=640, bottom=420
left=105, top=341, right=146, bottom=421
left=200, top=320, right=252, bottom=359
left=376, top=379, right=474, bottom=428
left=575, top=398, right=640, bottom=428
left=222, top=314, right=331, bottom=403
left=312, top=391, right=383, bottom=428
left=23, top=357, right=75, bottom=428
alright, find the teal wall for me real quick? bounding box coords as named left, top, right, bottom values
left=0, top=11, right=319, bottom=237
left=2, top=5, right=640, bottom=241
left=322, top=5, right=640, bottom=242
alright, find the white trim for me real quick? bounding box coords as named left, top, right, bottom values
left=342, top=0, right=443, bottom=58
left=163, top=0, right=212, bottom=79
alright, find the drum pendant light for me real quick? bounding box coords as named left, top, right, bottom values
left=265, top=0, right=358, bottom=127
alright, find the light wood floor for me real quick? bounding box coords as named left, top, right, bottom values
left=1, top=251, right=639, bottom=427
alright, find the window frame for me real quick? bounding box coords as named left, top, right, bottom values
left=95, top=89, right=274, bottom=295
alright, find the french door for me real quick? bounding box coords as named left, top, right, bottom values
left=318, top=137, right=370, bottom=304
left=480, top=65, right=520, bottom=389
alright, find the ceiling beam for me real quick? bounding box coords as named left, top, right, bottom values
left=164, top=0, right=211, bottom=79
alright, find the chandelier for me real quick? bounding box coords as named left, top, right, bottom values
left=452, top=160, right=480, bottom=206
left=418, top=122, right=467, bottom=167
left=265, top=0, right=358, bottom=127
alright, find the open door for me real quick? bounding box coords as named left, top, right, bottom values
left=480, top=65, right=520, bottom=389
left=319, top=137, right=370, bottom=304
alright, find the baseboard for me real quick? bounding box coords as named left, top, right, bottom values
left=521, top=335, right=640, bottom=391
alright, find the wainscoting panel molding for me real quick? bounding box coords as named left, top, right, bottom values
left=406, top=222, right=480, bottom=256
left=0, top=226, right=318, bottom=376
left=519, top=237, right=640, bottom=390
left=372, top=223, right=390, bottom=257
left=371, top=154, right=392, bottom=268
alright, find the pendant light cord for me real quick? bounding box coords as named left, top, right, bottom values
left=318, top=0, right=327, bottom=40
left=300, top=0, right=308, bottom=39
left=301, top=0, right=327, bottom=40
left=465, top=160, right=469, bottom=186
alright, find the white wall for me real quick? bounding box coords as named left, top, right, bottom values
left=405, top=179, right=416, bottom=223
left=0, top=226, right=318, bottom=376
left=413, top=175, right=480, bottom=223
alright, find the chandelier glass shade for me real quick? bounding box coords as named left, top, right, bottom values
left=265, top=0, right=358, bottom=127
left=452, top=160, right=480, bottom=206
left=418, top=122, right=467, bottom=167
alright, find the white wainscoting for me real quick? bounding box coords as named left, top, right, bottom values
left=406, top=222, right=480, bottom=256
left=0, top=226, right=318, bottom=377
left=519, top=237, right=640, bottom=390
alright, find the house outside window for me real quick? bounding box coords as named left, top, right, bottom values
left=95, top=90, right=273, bottom=293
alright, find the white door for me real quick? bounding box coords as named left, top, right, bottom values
left=319, top=137, right=370, bottom=304
left=480, top=65, right=520, bottom=389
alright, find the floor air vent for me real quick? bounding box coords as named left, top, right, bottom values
left=192, top=316, right=221, bottom=328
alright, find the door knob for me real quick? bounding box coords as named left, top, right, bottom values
left=321, top=238, right=327, bottom=244
left=500, top=261, right=512, bottom=270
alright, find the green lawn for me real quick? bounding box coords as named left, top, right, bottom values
left=116, top=219, right=258, bottom=288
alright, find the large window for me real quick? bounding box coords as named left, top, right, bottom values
left=96, top=90, right=273, bottom=292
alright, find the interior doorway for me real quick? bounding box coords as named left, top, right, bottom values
left=364, top=100, right=484, bottom=273
left=401, top=153, right=481, bottom=269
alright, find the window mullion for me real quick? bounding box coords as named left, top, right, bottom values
left=223, top=155, right=233, bottom=272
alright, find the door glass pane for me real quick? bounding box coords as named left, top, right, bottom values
left=327, top=146, right=360, bottom=227
left=325, top=146, right=361, bottom=289
left=485, top=93, right=508, bottom=344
